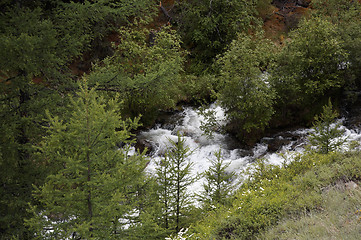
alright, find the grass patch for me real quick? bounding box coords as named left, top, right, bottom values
left=259, top=185, right=361, bottom=240
left=187, top=151, right=361, bottom=239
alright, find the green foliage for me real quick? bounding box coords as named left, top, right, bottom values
left=1, top=1, right=360, bottom=238
left=0, top=81, right=68, bottom=239
left=0, top=7, right=71, bottom=237
left=175, top=0, right=261, bottom=69
left=156, top=133, right=197, bottom=233
left=310, top=0, right=361, bottom=103
left=312, top=0, right=361, bottom=23
left=199, top=150, right=235, bottom=208
left=0, top=121, right=38, bottom=240
left=260, top=153, right=361, bottom=240
left=0, top=0, right=157, bottom=91
left=0, top=8, right=59, bottom=78
left=189, top=150, right=361, bottom=240
left=312, top=0, right=361, bottom=93
left=89, top=25, right=186, bottom=125
left=156, top=150, right=173, bottom=233
left=216, top=32, right=276, bottom=137
left=256, top=0, right=274, bottom=17
left=340, top=21, right=361, bottom=92
left=179, top=74, right=219, bottom=104
left=309, top=99, right=346, bottom=154
left=26, top=81, right=149, bottom=239
left=122, top=177, right=170, bottom=240
left=198, top=104, right=226, bottom=139
left=271, top=16, right=348, bottom=104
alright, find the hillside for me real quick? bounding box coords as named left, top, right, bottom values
left=1, top=0, right=361, bottom=239
left=186, top=150, right=361, bottom=239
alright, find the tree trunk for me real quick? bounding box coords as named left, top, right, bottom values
left=86, top=103, right=93, bottom=235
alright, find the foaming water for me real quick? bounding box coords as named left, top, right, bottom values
left=139, top=105, right=361, bottom=195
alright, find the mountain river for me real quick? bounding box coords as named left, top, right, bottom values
left=137, top=104, right=361, bottom=195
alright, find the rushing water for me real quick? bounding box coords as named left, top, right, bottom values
left=138, top=104, right=361, bottom=194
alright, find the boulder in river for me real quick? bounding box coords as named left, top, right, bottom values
left=135, top=138, right=154, bottom=154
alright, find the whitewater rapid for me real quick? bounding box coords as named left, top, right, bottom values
left=138, top=104, right=361, bottom=195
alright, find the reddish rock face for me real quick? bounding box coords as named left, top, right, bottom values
left=264, top=0, right=310, bottom=40
left=264, top=13, right=287, bottom=40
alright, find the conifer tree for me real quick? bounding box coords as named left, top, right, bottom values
left=199, top=150, right=235, bottom=208
left=0, top=1, right=158, bottom=238
left=174, top=0, right=261, bottom=68
left=156, top=154, right=173, bottom=232
left=88, top=25, right=186, bottom=125
left=309, top=99, right=346, bottom=154
left=156, top=133, right=196, bottom=233
left=26, top=81, right=148, bottom=239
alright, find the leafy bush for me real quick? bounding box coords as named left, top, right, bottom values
left=271, top=16, right=348, bottom=104
left=216, top=32, right=276, bottom=140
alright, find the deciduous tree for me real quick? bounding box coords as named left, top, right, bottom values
left=271, top=17, right=348, bottom=104
left=216, top=32, right=276, bottom=139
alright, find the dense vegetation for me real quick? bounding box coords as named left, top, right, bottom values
left=1, top=0, right=361, bottom=239
left=188, top=149, right=361, bottom=239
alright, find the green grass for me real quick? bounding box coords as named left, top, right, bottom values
left=187, top=151, right=361, bottom=239
left=259, top=185, right=361, bottom=240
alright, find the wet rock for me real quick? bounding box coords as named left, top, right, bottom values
left=223, top=135, right=247, bottom=151
left=156, top=110, right=182, bottom=130
left=260, top=128, right=308, bottom=152
left=266, top=137, right=292, bottom=152
left=235, top=149, right=254, bottom=158
left=173, top=128, right=192, bottom=137
left=272, top=0, right=295, bottom=9
left=135, top=138, right=154, bottom=154
left=262, top=133, right=295, bottom=152
left=343, top=91, right=361, bottom=128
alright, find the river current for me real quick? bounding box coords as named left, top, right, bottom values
left=138, top=104, right=361, bottom=194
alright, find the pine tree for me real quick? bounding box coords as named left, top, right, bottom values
left=156, top=133, right=197, bottom=233
left=26, top=81, right=148, bottom=239
left=199, top=150, right=235, bottom=208
left=309, top=99, right=346, bottom=154
left=156, top=154, right=173, bottom=231
left=0, top=1, right=157, bottom=238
